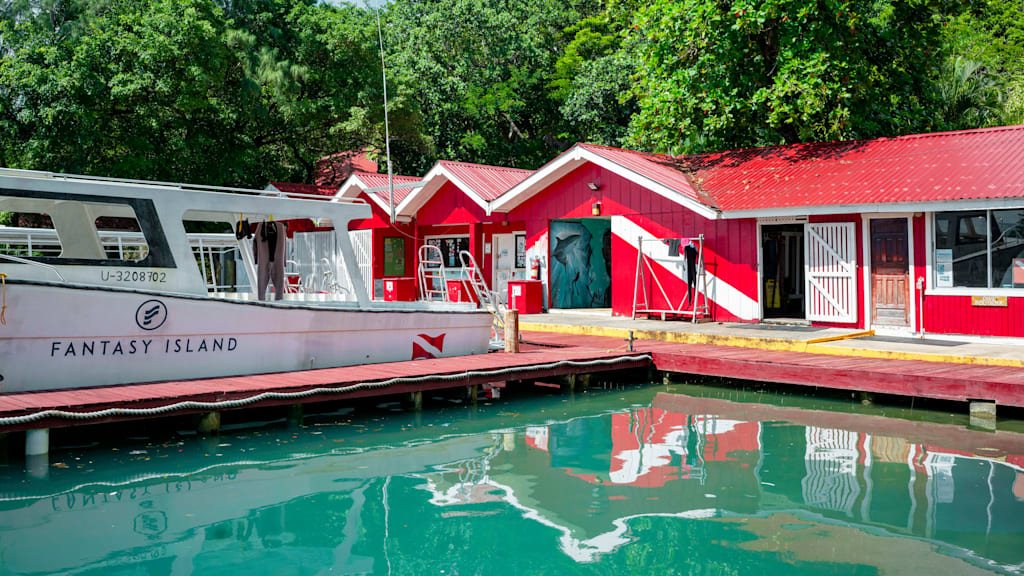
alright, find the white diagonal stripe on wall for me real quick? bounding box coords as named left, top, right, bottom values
left=613, top=216, right=758, bottom=320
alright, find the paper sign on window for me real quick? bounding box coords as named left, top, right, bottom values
left=935, top=249, right=953, bottom=288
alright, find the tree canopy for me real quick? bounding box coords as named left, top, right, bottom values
left=0, top=0, right=1019, bottom=185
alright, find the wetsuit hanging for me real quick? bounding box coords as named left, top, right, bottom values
left=683, top=241, right=699, bottom=304
left=254, top=221, right=286, bottom=300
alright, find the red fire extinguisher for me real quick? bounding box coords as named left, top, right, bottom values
left=529, top=257, right=540, bottom=281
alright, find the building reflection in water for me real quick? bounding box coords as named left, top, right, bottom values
left=418, top=399, right=1024, bottom=569
left=0, top=392, right=1022, bottom=574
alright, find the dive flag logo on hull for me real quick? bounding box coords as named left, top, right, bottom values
left=412, top=333, right=446, bottom=360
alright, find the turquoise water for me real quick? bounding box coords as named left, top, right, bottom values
left=0, top=383, right=1022, bottom=575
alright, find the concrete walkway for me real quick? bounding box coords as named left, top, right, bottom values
left=521, top=311, right=1024, bottom=368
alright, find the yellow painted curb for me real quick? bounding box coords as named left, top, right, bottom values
left=519, top=321, right=1024, bottom=368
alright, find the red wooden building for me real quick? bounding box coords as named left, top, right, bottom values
left=487, top=125, right=1024, bottom=337
left=275, top=124, right=1024, bottom=339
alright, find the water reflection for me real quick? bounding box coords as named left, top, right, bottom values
left=0, top=389, right=1022, bottom=575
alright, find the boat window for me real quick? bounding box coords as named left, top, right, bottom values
left=94, top=215, right=149, bottom=262
left=0, top=212, right=62, bottom=259
left=183, top=217, right=251, bottom=293
left=0, top=190, right=174, bottom=268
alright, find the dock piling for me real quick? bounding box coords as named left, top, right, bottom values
left=969, top=401, right=997, bottom=430
left=505, top=310, right=520, bottom=353
left=411, top=391, right=423, bottom=411
left=25, top=428, right=48, bottom=456
left=287, top=404, right=303, bottom=427
left=25, top=429, right=49, bottom=479
left=197, top=412, right=221, bottom=436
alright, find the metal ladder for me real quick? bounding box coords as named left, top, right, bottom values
left=417, top=244, right=449, bottom=302
left=458, top=250, right=505, bottom=347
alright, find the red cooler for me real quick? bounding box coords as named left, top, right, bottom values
left=384, top=277, right=416, bottom=301
left=446, top=280, right=479, bottom=304
left=507, top=280, right=543, bottom=314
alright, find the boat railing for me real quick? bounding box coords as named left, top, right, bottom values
left=0, top=167, right=367, bottom=205
left=417, top=244, right=449, bottom=302
left=457, top=250, right=505, bottom=347
left=0, top=253, right=66, bottom=282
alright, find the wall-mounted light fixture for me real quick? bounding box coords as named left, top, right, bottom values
left=586, top=182, right=600, bottom=191
left=591, top=202, right=602, bottom=216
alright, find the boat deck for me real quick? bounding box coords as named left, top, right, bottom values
left=2, top=330, right=1023, bottom=432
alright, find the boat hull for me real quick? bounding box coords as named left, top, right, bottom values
left=0, top=283, right=493, bottom=392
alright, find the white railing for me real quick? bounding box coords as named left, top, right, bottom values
left=0, top=227, right=243, bottom=292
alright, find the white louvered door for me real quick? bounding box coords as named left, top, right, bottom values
left=804, top=222, right=857, bottom=323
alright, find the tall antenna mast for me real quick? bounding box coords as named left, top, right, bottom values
left=375, top=2, right=395, bottom=223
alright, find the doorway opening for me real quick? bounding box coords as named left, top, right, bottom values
left=761, top=224, right=805, bottom=320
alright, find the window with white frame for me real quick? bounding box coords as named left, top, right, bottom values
left=934, top=209, right=1024, bottom=289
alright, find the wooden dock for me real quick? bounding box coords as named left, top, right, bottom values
left=0, top=340, right=648, bottom=432
left=2, top=331, right=1023, bottom=433
left=527, top=332, right=1024, bottom=407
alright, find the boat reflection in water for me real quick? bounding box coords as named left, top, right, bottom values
left=0, top=388, right=1022, bottom=575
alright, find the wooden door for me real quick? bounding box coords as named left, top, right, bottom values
left=492, top=233, right=516, bottom=304
left=870, top=218, right=910, bottom=327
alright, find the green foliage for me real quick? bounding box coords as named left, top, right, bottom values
left=385, top=0, right=602, bottom=170
left=941, top=0, right=1024, bottom=126
left=0, top=0, right=410, bottom=186
left=623, top=0, right=964, bottom=155
left=551, top=13, right=637, bottom=147
left=934, top=56, right=1005, bottom=130
left=0, top=0, right=1020, bottom=186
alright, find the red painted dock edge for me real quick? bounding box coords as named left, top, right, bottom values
left=0, top=343, right=649, bottom=432
left=649, top=344, right=1024, bottom=407
left=525, top=331, right=1024, bottom=408
left=2, top=331, right=1024, bottom=432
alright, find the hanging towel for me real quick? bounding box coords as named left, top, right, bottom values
left=666, top=238, right=681, bottom=257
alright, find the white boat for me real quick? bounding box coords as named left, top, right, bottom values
left=0, top=169, right=493, bottom=393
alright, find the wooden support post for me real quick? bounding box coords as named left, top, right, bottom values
left=468, top=384, right=479, bottom=404
left=25, top=429, right=49, bottom=456
left=568, top=373, right=577, bottom=392
left=25, top=429, right=49, bottom=480
left=411, top=390, right=423, bottom=411
left=504, top=309, right=519, bottom=353
left=970, top=401, right=996, bottom=431
left=579, top=373, right=591, bottom=389
left=197, top=412, right=221, bottom=436
left=287, top=404, right=303, bottom=427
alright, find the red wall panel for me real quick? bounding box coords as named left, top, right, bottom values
left=507, top=163, right=758, bottom=321
left=922, top=295, right=1024, bottom=337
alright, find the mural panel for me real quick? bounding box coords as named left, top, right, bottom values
left=550, top=219, right=611, bottom=308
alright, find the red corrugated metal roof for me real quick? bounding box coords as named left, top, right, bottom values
left=582, top=125, right=1024, bottom=213
left=352, top=171, right=421, bottom=206
left=269, top=182, right=337, bottom=197
left=438, top=160, right=534, bottom=201
left=577, top=143, right=716, bottom=208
